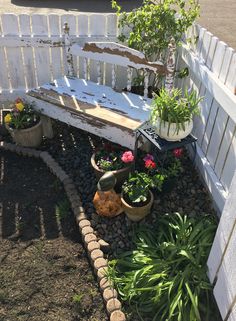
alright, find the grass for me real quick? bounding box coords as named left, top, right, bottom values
left=55, top=199, right=71, bottom=220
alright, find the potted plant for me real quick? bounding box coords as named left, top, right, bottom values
left=150, top=87, right=202, bottom=141
left=91, top=144, right=134, bottom=189
left=121, top=170, right=164, bottom=221
left=4, top=98, right=42, bottom=147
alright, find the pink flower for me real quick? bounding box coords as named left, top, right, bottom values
left=143, top=154, right=154, bottom=162
left=121, top=151, right=134, bottom=163
left=173, top=148, right=183, bottom=158
left=145, top=159, right=156, bottom=169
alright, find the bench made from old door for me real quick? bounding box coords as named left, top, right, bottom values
left=27, top=26, right=167, bottom=148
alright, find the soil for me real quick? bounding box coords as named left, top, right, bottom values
left=0, top=150, right=108, bottom=321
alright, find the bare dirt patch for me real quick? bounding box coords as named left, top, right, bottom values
left=0, top=150, right=107, bottom=321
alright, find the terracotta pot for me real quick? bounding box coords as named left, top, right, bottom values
left=91, top=153, right=132, bottom=190
left=154, top=117, right=193, bottom=141
left=7, top=120, right=43, bottom=147
left=121, top=190, right=154, bottom=222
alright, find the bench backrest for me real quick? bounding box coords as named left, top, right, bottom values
left=63, top=23, right=175, bottom=97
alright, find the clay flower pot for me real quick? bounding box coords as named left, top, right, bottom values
left=7, top=120, right=43, bottom=147
left=91, top=153, right=132, bottom=190
left=121, top=190, right=154, bottom=222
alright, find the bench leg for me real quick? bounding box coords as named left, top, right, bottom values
left=41, top=115, right=54, bottom=139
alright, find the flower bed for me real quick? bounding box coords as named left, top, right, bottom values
left=1, top=119, right=221, bottom=320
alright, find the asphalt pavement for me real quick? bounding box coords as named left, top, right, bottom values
left=0, top=0, right=235, bottom=49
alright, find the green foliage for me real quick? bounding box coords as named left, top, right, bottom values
left=150, top=87, right=202, bottom=131
left=112, top=0, right=200, bottom=61
left=5, top=98, right=40, bottom=130
left=72, top=293, right=84, bottom=303
left=55, top=199, right=70, bottom=220
left=108, top=213, right=217, bottom=321
left=122, top=171, right=165, bottom=204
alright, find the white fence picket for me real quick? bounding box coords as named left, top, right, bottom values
left=206, top=108, right=228, bottom=167
left=214, top=118, right=235, bottom=179
left=220, top=133, right=236, bottom=191
left=48, top=14, right=64, bottom=78
left=31, top=15, right=51, bottom=85
left=19, top=14, right=37, bottom=90
left=1, top=14, right=26, bottom=90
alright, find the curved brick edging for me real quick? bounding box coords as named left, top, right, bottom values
left=0, top=141, right=126, bottom=321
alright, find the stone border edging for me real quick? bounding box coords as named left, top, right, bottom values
left=0, top=141, right=126, bottom=321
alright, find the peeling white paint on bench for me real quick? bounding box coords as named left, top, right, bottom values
left=28, top=76, right=152, bottom=134
left=70, top=42, right=166, bottom=74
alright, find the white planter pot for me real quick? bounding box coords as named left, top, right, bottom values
left=154, top=117, right=193, bottom=141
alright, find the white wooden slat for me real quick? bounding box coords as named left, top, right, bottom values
left=228, top=304, right=236, bottom=321
left=214, top=118, right=235, bottom=178
left=127, top=67, right=132, bottom=92
left=18, top=14, right=31, bottom=35
left=220, top=133, right=236, bottom=191
left=211, top=41, right=227, bottom=76
left=214, top=232, right=236, bottom=320
left=206, top=108, right=228, bottom=166
left=1, top=14, right=19, bottom=35
left=200, top=31, right=213, bottom=64
left=225, top=52, right=236, bottom=93
left=0, top=48, right=11, bottom=92
left=208, top=171, right=236, bottom=283
left=19, top=14, right=37, bottom=90
left=31, top=15, right=51, bottom=85
left=180, top=44, right=236, bottom=124
left=77, top=14, right=89, bottom=36
left=201, top=100, right=219, bottom=154
left=206, top=36, right=219, bottom=69
left=61, top=15, right=77, bottom=36
left=1, top=14, right=26, bottom=91
left=90, top=14, right=106, bottom=37
left=219, top=47, right=235, bottom=84
left=196, top=26, right=206, bottom=57
left=189, top=23, right=200, bottom=53
left=111, top=64, right=116, bottom=89
left=96, top=61, right=102, bottom=85
left=193, top=144, right=227, bottom=213
left=106, top=14, right=117, bottom=37
left=192, top=84, right=206, bottom=137
left=49, top=15, right=64, bottom=79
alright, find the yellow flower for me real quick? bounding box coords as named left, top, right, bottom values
left=15, top=102, right=24, bottom=112
left=4, top=113, right=12, bottom=123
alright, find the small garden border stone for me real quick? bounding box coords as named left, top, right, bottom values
left=0, top=141, right=126, bottom=321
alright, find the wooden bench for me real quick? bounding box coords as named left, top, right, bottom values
left=27, top=23, right=173, bottom=149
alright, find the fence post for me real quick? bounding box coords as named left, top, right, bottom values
left=63, top=22, right=75, bottom=77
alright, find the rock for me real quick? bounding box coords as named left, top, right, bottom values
left=98, top=239, right=110, bottom=253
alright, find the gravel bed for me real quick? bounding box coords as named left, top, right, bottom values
left=35, top=121, right=217, bottom=256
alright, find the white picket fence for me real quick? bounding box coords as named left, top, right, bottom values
left=1, top=13, right=236, bottom=321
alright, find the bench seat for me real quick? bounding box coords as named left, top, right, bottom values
left=28, top=76, right=153, bottom=148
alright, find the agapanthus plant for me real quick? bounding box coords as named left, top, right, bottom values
left=4, top=98, right=40, bottom=130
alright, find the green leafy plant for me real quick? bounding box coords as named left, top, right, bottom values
left=55, top=199, right=71, bottom=220
left=150, top=87, right=202, bottom=133
left=72, top=293, right=84, bottom=303
left=108, top=213, right=218, bottom=321
left=122, top=171, right=164, bottom=204
left=4, top=97, right=40, bottom=130
left=112, top=0, right=200, bottom=61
